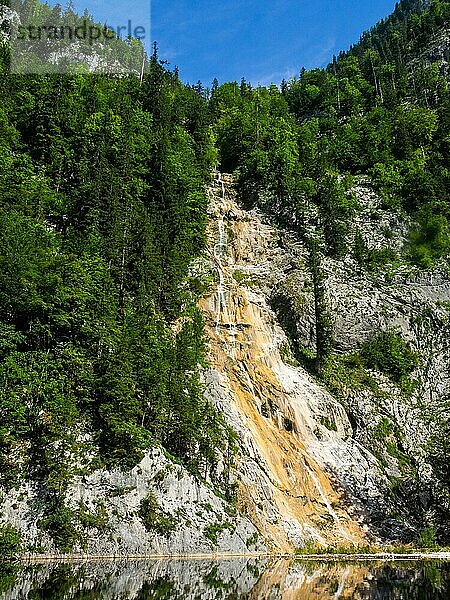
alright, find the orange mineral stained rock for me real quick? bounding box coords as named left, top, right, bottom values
left=200, top=173, right=369, bottom=552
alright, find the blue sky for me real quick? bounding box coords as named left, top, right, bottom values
left=54, top=1, right=396, bottom=85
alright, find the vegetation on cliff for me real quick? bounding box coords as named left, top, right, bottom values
left=0, top=27, right=234, bottom=549
left=0, top=0, right=449, bottom=550
left=212, top=0, right=450, bottom=542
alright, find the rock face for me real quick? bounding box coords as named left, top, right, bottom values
left=0, top=6, right=19, bottom=44
left=200, top=173, right=450, bottom=548
left=200, top=175, right=372, bottom=551
left=2, top=447, right=266, bottom=556
left=1, top=174, right=448, bottom=555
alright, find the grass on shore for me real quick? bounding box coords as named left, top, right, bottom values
left=295, top=543, right=450, bottom=556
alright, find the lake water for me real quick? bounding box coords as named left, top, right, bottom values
left=1, top=557, right=449, bottom=599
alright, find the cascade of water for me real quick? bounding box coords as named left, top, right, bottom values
left=205, top=173, right=366, bottom=548
left=304, top=463, right=353, bottom=543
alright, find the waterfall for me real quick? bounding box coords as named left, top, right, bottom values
left=204, top=172, right=365, bottom=549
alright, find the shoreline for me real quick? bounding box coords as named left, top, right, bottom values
left=4, top=551, right=450, bottom=564
left=294, top=552, right=450, bottom=561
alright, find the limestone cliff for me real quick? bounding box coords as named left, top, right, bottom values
left=200, top=174, right=370, bottom=551
left=2, top=446, right=266, bottom=556
left=3, top=172, right=447, bottom=556
left=200, top=173, right=450, bottom=549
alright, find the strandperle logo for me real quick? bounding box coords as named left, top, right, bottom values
left=9, top=0, right=151, bottom=74
left=16, top=20, right=146, bottom=44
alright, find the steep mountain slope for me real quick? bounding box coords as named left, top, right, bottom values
left=201, top=175, right=370, bottom=551
left=2, top=446, right=265, bottom=556
left=211, top=0, right=450, bottom=545
left=1, top=0, right=450, bottom=555
left=201, top=174, right=450, bottom=549
left=0, top=2, right=240, bottom=555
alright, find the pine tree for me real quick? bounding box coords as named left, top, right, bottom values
left=307, top=238, right=334, bottom=376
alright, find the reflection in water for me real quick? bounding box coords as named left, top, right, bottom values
left=0, top=558, right=449, bottom=599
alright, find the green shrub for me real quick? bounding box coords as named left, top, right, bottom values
left=320, top=416, right=337, bottom=431
left=409, top=205, right=450, bottom=267
left=138, top=493, right=178, bottom=536
left=245, top=532, right=259, bottom=549
left=0, top=524, right=22, bottom=557
left=361, top=329, right=418, bottom=383
left=204, top=521, right=234, bottom=545
left=353, top=230, right=369, bottom=266
left=232, top=270, right=246, bottom=284
left=39, top=501, right=79, bottom=553
left=409, top=244, right=434, bottom=269
left=367, top=247, right=399, bottom=269
left=78, top=500, right=110, bottom=531
left=322, top=353, right=383, bottom=399
left=369, top=162, right=404, bottom=208
left=417, top=526, right=439, bottom=549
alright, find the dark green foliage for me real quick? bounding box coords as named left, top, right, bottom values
left=417, top=525, right=439, bottom=549
left=138, top=493, right=178, bottom=536
left=38, top=498, right=80, bottom=552
left=361, top=329, right=419, bottom=382
left=204, top=521, right=234, bottom=545
left=0, top=524, right=22, bottom=557
left=77, top=500, right=110, bottom=531
left=320, top=416, right=338, bottom=432
left=353, top=230, right=369, bottom=266
left=0, top=23, right=234, bottom=549
left=213, top=82, right=300, bottom=210
left=308, top=240, right=334, bottom=375
left=317, top=173, right=356, bottom=259
left=409, top=203, right=450, bottom=267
